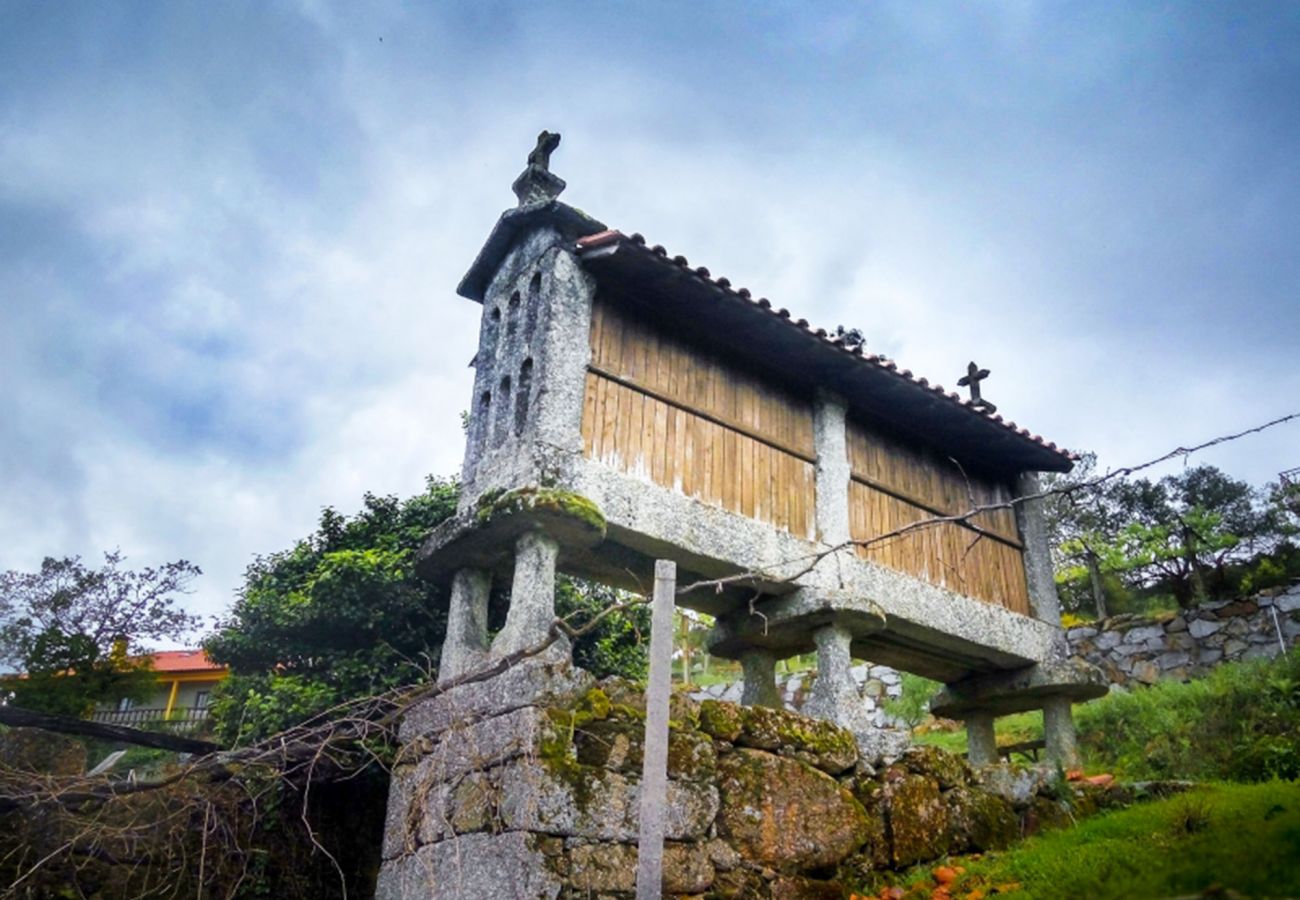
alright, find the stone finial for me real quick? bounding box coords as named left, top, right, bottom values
left=512, top=130, right=567, bottom=206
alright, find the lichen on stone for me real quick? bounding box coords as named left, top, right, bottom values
left=473, top=485, right=607, bottom=536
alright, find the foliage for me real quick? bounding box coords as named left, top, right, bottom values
left=883, top=672, right=940, bottom=730
left=877, top=782, right=1300, bottom=900
left=555, top=576, right=650, bottom=681
left=1076, top=651, right=1300, bottom=783
left=0, top=552, right=200, bottom=716
left=207, top=476, right=650, bottom=745
left=1044, top=461, right=1288, bottom=612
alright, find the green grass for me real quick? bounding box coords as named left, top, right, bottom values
left=881, top=781, right=1300, bottom=900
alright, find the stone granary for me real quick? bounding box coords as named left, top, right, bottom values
left=419, top=135, right=1104, bottom=767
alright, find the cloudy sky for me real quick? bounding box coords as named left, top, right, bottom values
left=2, top=1, right=1297, bottom=633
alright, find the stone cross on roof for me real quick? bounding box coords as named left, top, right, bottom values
left=958, top=360, right=996, bottom=413
left=513, top=130, right=567, bottom=206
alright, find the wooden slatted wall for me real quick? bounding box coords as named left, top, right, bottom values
left=581, top=296, right=817, bottom=539
left=846, top=419, right=1030, bottom=613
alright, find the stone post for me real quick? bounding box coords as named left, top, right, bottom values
left=803, top=623, right=870, bottom=734
left=492, top=531, right=563, bottom=659
left=635, top=560, right=676, bottom=900
left=965, top=711, right=998, bottom=767
left=740, top=649, right=782, bottom=708
left=1042, top=696, right=1080, bottom=768
left=1013, top=472, right=1062, bottom=626
left=813, top=390, right=851, bottom=546
left=438, top=568, right=493, bottom=685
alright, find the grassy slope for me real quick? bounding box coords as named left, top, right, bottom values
left=881, top=781, right=1300, bottom=900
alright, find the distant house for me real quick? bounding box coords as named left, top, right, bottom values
left=90, top=649, right=228, bottom=731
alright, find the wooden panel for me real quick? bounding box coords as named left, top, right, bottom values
left=581, top=372, right=816, bottom=540
left=847, top=418, right=1021, bottom=546
left=848, top=480, right=1030, bottom=613
left=589, top=297, right=815, bottom=459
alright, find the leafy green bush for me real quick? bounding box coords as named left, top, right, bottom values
left=1076, top=651, right=1300, bottom=781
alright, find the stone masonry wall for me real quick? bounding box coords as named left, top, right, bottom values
left=378, top=658, right=1125, bottom=900
left=1067, top=582, right=1300, bottom=687
left=690, top=663, right=907, bottom=730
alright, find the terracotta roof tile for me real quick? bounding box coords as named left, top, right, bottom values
left=575, top=229, right=1076, bottom=465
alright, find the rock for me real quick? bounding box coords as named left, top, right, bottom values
left=1276, top=588, right=1300, bottom=613
left=881, top=770, right=949, bottom=867
left=400, top=656, right=593, bottom=741
left=945, top=786, right=1019, bottom=853
left=854, top=727, right=912, bottom=768
left=574, top=718, right=717, bottom=781
left=1156, top=651, right=1191, bottom=670
left=716, top=749, right=871, bottom=871
left=566, top=841, right=715, bottom=894
left=698, top=699, right=744, bottom=742
left=770, top=875, right=847, bottom=899
left=1198, top=648, right=1223, bottom=665
left=1094, top=631, right=1121, bottom=651
left=1132, top=660, right=1160, bottom=684
left=496, top=759, right=718, bottom=841
left=898, top=745, right=970, bottom=790
left=1222, top=638, right=1248, bottom=657
left=727, top=704, right=860, bottom=775
left=1020, top=796, right=1074, bottom=836
left=1188, top=618, right=1223, bottom=639
left=375, top=832, right=563, bottom=900
left=1215, top=600, right=1258, bottom=618
left=978, top=764, right=1047, bottom=808
left=1066, top=626, right=1098, bottom=641
left=1165, top=615, right=1188, bottom=633
left=1124, top=625, right=1164, bottom=644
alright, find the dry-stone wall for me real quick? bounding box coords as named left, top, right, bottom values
left=380, top=657, right=1130, bottom=899
left=691, top=663, right=907, bottom=730
left=1067, top=583, right=1300, bottom=687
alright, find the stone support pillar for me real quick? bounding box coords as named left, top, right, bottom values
left=438, top=568, right=493, bottom=685
left=965, top=711, right=998, bottom=768
left=492, top=531, right=563, bottom=659
left=1042, top=696, right=1080, bottom=768
left=813, top=390, right=851, bottom=546
left=1014, top=472, right=1063, bottom=626
left=740, top=649, right=782, bottom=708
left=803, top=623, right=870, bottom=733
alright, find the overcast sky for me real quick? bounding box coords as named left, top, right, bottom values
left=2, top=1, right=1297, bottom=635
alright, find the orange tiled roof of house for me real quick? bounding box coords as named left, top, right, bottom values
left=148, top=649, right=225, bottom=674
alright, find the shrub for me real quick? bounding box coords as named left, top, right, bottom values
left=1076, top=651, right=1300, bottom=782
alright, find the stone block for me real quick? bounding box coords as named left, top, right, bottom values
left=1198, top=648, right=1223, bottom=665
left=1165, top=616, right=1188, bottom=633
left=1066, top=626, right=1098, bottom=642
left=897, top=745, right=971, bottom=790
left=496, top=759, right=718, bottom=841
left=1095, top=631, right=1121, bottom=651
left=1156, top=651, right=1191, bottom=670
left=1124, top=625, right=1164, bottom=644
left=565, top=841, right=715, bottom=894
left=399, top=656, right=593, bottom=742
left=716, top=748, right=871, bottom=871
left=1222, top=638, right=1248, bottom=657
left=412, top=706, right=556, bottom=783
left=374, top=831, right=563, bottom=900
left=1132, top=661, right=1160, bottom=684
left=1188, top=618, right=1223, bottom=639
left=1277, top=588, right=1300, bottom=613
left=945, top=785, right=1019, bottom=853
left=725, top=703, right=859, bottom=775
left=882, top=770, right=949, bottom=867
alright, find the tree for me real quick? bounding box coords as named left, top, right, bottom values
left=0, top=552, right=201, bottom=716
left=206, top=477, right=649, bottom=745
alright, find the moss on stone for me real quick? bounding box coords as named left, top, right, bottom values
left=474, top=485, right=607, bottom=536
left=699, top=700, right=745, bottom=742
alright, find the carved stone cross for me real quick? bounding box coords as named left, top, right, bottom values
left=958, top=360, right=996, bottom=413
